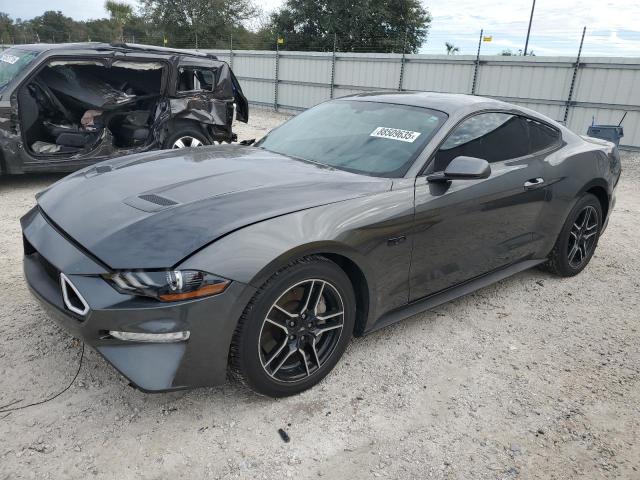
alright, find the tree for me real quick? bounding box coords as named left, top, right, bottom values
left=445, top=42, right=459, bottom=55
left=105, top=1, right=134, bottom=41
left=269, top=0, right=431, bottom=53
left=140, top=0, right=257, bottom=48
left=30, top=11, right=75, bottom=43
left=0, top=12, right=15, bottom=43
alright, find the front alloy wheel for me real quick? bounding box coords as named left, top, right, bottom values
left=229, top=256, right=356, bottom=397
left=259, top=279, right=345, bottom=382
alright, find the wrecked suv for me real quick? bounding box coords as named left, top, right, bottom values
left=0, top=42, right=248, bottom=174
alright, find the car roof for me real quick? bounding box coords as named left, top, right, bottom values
left=9, top=42, right=217, bottom=60
left=342, top=91, right=513, bottom=116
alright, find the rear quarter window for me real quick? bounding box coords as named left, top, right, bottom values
left=527, top=118, right=560, bottom=152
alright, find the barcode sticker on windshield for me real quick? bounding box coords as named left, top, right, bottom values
left=0, top=54, right=19, bottom=65
left=370, top=127, right=421, bottom=143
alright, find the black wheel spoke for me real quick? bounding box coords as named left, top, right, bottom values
left=299, top=348, right=311, bottom=377
left=264, top=317, right=289, bottom=333
left=299, top=280, right=316, bottom=314
left=310, top=338, right=321, bottom=368
left=313, top=317, right=343, bottom=336
left=313, top=282, right=326, bottom=315
left=582, top=207, right=591, bottom=228
left=263, top=338, right=289, bottom=369
left=568, top=243, right=578, bottom=261
left=273, top=304, right=298, bottom=319
left=271, top=344, right=298, bottom=377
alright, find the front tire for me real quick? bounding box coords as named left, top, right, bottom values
left=229, top=256, right=356, bottom=397
left=544, top=193, right=603, bottom=277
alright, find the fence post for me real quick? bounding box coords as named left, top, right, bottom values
left=564, top=26, right=586, bottom=124
left=229, top=34, right=233, bottom=69
left=471, top=29, right=483, bottom=95
left=274, top=38, right=280, bottom=111
left=398, top=30, right=407, bottom=91
left=330, top=33, right=337, bottom=99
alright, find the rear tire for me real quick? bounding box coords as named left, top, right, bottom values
left=163, top=125, right=209, bottom=149
left=229, top=256, right=355, bottom=397
left=544, top=193, right=602, bottom=277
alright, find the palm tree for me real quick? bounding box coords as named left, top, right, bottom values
left=445, top=42, right=460, bottom=55
left=105, top=1, right=133, bottom=42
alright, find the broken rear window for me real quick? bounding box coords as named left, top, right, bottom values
left=177, top=67, right=216, bottom=92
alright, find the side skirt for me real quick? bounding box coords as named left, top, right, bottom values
left=368, top=259, right=545, bottom=333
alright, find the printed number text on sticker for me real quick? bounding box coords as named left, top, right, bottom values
left=370, top=127, right=421, bottom=143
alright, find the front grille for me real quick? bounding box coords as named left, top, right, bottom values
left=38, top=253, right=60, bottom=284
left=24, top=235, right=60, bottom=286
left=23, top=234, right=36, bottom=255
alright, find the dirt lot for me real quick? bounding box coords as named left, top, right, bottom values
left=1, top=109, right=639, bottom=479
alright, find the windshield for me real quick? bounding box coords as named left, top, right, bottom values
left=0, top=48, right=40, bottom=92
left=256, top=100, right=447, bottom=177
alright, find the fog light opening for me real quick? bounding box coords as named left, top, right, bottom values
left=60, top=273, right=90, bottom=316
left=108, top=330, right=190, bottom=343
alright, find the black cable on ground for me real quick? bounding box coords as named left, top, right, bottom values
left=0, top=342, right=85, bottom=415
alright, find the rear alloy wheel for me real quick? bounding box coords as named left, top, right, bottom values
left=544, top=193, right=603, bottom=277
left=172, top=136, right=204, bottom=149
left=230, top=256, right=356, bottom=397
left=567, top=205, right=599, bottom=269
left=162, top=126, right=209, bottom=150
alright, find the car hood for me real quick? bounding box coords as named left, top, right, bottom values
left=37, top=145, right=391, bottom=270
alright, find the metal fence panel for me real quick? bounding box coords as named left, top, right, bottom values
left=403, top=55, right=476, bottom=93
left=476, top=57, right=574, bottom=101
left=279, top=52, right=332, bottom=84
left=204, top=49, right=640, bottom=149
left=334, top=53, right=401, bottom=90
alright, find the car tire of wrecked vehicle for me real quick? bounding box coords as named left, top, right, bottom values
left=162, top=124, right=210, bottom=149
left=229, top=256, right=356, bottom=398
left=543, top=193, right=603, bottom=277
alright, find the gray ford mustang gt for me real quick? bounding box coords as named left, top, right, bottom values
left=21, top=92, right=621, bottom=397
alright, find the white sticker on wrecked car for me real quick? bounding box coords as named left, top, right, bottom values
left=0, top=54, right=19, bottom=65
left=370, top=127, right=421, bottom=143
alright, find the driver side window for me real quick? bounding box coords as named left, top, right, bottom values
left=433, top=112, right=529, bottom=172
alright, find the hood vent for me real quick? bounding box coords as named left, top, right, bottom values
left=123, top=193, right=180, bottom=212
left=138, top=193, right=179, bottom=207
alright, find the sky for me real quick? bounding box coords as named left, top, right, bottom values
left=4, top=0, right=640, bottom=57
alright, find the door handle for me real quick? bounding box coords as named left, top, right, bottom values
left=524, top=177, right=545, bottom=190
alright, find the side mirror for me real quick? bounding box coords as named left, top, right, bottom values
left=427, top=156, right=491, bottom=182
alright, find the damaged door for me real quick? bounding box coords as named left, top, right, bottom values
left=17, top=56, right=168, bottom=170
left=169, top=57, right=246, bottom=142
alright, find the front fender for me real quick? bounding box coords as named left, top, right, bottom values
left=179, top=188, right=416, bottom=330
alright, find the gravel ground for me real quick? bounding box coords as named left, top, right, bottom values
left=1, top=109, right=639, bottom=479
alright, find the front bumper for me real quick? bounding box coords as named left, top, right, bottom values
left=21, top=207, right=256, bottom=392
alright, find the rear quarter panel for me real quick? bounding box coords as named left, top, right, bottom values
left=533, top=133, right=621, bottom=257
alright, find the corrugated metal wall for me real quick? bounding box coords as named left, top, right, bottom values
left=205, top=49, right=640, bottom=149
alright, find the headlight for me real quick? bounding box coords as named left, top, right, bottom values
left=103, top=270, right=230, bottom=301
